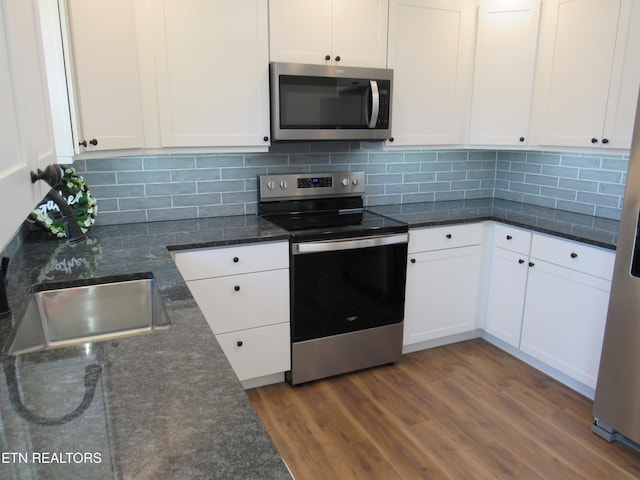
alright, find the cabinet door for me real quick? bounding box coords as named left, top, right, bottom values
left=387, top=0, right=475, bottom=146
left=269, top=0, right=332, bottom=64
left=0, top=0, right=54, bottom=249
left=484, top=247, right=529, bottom=347
left=216, top=322, right=290, bottom=381
left=331, top=0, right=388, bottom=67
left=520, top=259, right=611, bottom=389
left=186, top=269, right=289, bottom=335
left=469, top=0, right=540, bottom=146
left=404, top=245, right=481, bottom=345
left=601, top=0, right=640, bottom=149
left=65, top=0, right=147, bottom=151
left=154, top=0, right=270, bottom=147
left=533, top=0, right=622, bottom=148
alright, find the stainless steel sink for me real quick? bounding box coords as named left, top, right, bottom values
left=3, top=274, right=171, bottom=356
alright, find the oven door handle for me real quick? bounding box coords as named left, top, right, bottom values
left=292, top=233, right=408, bottom=255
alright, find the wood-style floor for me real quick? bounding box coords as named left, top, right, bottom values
left=247, top=339, right=640, bottom=480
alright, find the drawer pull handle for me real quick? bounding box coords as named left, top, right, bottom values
left=446, top=234, right=452, bottom=239
left=518, top=259, right=525, bottom=264
left=237, top=341, right=243, bottom=347
left=506, top=235, right=513, bottom=240
left=410, top=258, right=416, bottom=264
left=234, top=285, right=240, bottom=292
left=233, top=257, right=239, bottom=263
left=570, top=252, right=578, bottom=259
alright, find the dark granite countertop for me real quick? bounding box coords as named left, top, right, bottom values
left=0, top=199, right=620, bottom=478
left=368, top=198, right=620, bottom=250
left=0, top=215, right=291, bottom=480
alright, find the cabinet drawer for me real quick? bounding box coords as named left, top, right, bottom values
left=216, top=322, right=290, bottom=381
left=530, top=234, right=615, bottom=280
left=493, top=223, right=532, bottom=254
left=186, top=269, right=289, bottom=334
left=174, top=241, right=289, bottom=281
left=409, top=223, right=484, bottom=253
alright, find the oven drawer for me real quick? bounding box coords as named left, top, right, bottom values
left=409, top=223, right=484, bottom=253
left=186, top=269, right=290, bottom=334
left=216, top=322, right=291, bottom=381
left=173, top=241, right=289, bottom=281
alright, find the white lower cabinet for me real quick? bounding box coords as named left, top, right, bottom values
left=519, top=235, right=614, bottom=390
left=404, top=223, right=484, bottom=346
left=484, top=224, right=615, bottom=393
left=173, top=241, right=290, bottom=387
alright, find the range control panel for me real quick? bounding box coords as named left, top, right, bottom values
left=259, top=172, right=365, bottom=201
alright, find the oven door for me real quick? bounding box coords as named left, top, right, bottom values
left=291, top=233, right=408, bottom=343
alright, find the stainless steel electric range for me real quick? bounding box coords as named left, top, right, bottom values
left=258, top=172, right=408, bottom=385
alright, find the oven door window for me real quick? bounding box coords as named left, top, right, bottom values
left=291, top=242, right=407, bottom=342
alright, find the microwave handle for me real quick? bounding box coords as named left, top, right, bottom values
left=367, top=80, right=380, bottom=128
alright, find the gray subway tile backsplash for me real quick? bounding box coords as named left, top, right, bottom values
left=72, top=145, right=629, bottom=226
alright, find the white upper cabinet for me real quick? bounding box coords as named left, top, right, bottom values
left=64, top=0, right=148, bottom=152
left=532, top=0, right=640, bottom=150
left=469, top=0, right=541, bottom=146
left=153, top=0, right=270, bottom=147
left=0, top=0, right=55, bottom=249
left=269, top=0, right=388, bottom=68
left=387, top=0, right=475, bottom=146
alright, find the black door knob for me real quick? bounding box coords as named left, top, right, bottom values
left=234, top=285, right=240, bottom=292
left=89, top=138, right=98, bottom=146
left=446, top=234, right=452, bottom=239
left=263, top=136, right=269, bottom=142
left=570, top=252, right=578, bottom=258
left=388, top=137, right=394, bottom=142
left=79, top=140, right=87, bottom=148
left=506, top=235, right=512, bottom=240
left=591, top=138, right=599, bottom=144
left=410, top=258, right=416, bottom=264
left=237, top=340, right=243, bottom=347
left=602, top=138, right=609, bottom=144
left=518, top=259, right=525, bottom=264
left=529, top=262, right=535, bottom=267
left=233, top=257, right=239, bottom=263
left=325, top=54, right=331, bottom=61
left=335, top=55, right=341, bottom=62
left=519, top=137, right=525, bottom=142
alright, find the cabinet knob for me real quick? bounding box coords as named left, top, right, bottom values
left=237, top=340, right=243, bottom=347
left=570, top=252, right=578, bottom=259
left=410, top=258, right=416, bottom=264
left=335, top=55, right=341, bottom=62
left=325, top=54, right=331, bottom=61
left=518, top=259, right=525, bottom=264
left=388, top=137, right=394, bottom=142
left=89, top=138, right=98, bottom=146
left=519, top=137, right=525, bottom=142
left=79, top=140, right=87, bottom=148
left=506, top=235, right=513, bottom=240
left=233, top=257, right=239, bottom=263
left=529, top=262, right=535, bottom=267
left=602, top=138, right=609, bottom=144
left=263, top=136, right=269, bottom=142
left=591, top=137, right=599, bottom=144
left=446, top=234, right=452, bottom=239
left=234, top=285, right=240, bottom=292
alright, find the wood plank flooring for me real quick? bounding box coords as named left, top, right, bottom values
left=247, top=339, right=640, bottom=479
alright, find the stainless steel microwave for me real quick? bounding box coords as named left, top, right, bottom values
left=269, top=62, right=393, bottom=141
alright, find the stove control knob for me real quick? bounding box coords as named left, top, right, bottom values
left=341, top=178, right=350, bottom=187
left=267, top=180, right=276, bottom=190
left=352, top=177, right=360, bottom=186
left=280, top=180, right=288, bottom=189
